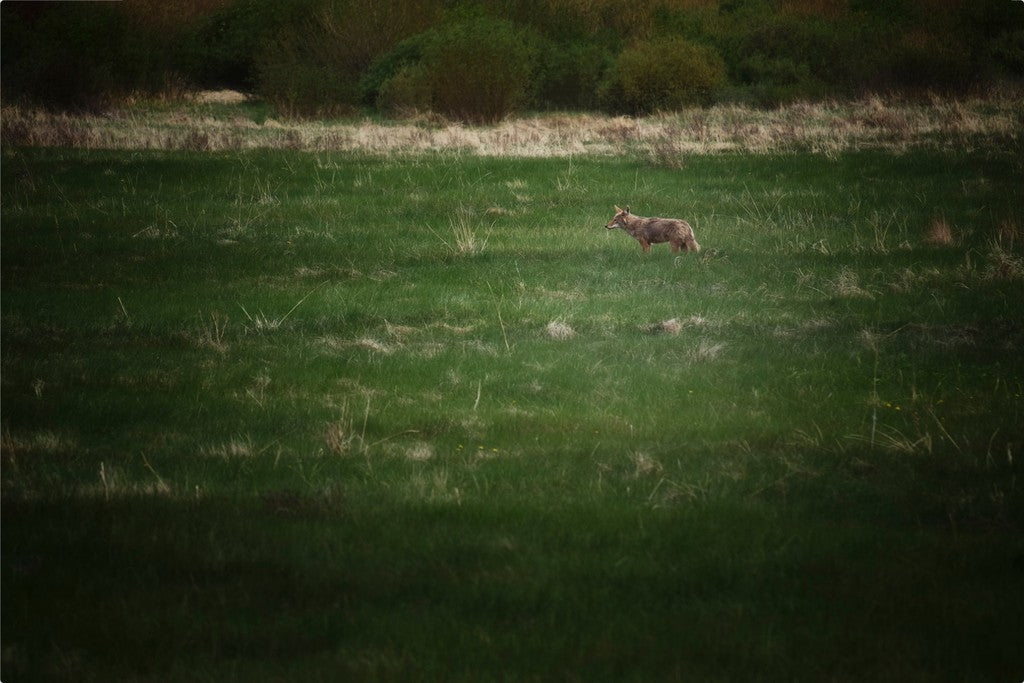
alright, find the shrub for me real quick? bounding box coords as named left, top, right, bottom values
left=358, top=16, right=541, bottom=121
left=885, top=28, right=975, bottom=93
left=423, top=17, right=540, bottom=123
left=376, top=64, right=432, bottom=116
left=734, top=54, right=827, bottom=106
left=601, top=37, right=726, bottom=113
left=0, top=3, right=169, bottom=109
left=718, top=10, right=863, bottom=105
left=255, top=0, right=440, bottom=119
left=178, top=0, right=300, bottom=90
left=358, top=32, right=431, bottom=107
left=255, top=17, right=360, bottom=119
left=990, top=29, right=1024, bottom=78
left=536, top=40, right=612, bottom=110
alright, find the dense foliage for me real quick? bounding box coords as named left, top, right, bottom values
left=2, top=0, right=1023, bottom=119
left=603, top=37, right=727, bottom=112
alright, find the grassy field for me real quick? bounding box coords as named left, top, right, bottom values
left=2, top=108, right=1024, bottom=679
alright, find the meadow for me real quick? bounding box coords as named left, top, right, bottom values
left=2, top=101, right=1023, bottom=680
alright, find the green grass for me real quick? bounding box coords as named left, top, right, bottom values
left=3, top=143, right=1024, bottom=680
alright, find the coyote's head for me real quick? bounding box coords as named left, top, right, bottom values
left=605, top=205, right=631, bottom=230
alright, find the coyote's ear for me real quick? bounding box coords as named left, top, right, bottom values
left=624, top=205, right=631, bottom=214
left=614, top=205, right=622, bottom=213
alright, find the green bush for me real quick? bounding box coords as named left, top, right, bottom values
left=255, top=15, right=360, bottom=119
left=358, top=16, right=542, bottom=121
left=178, top=0, right=302, bottom=90
left=254, top=0, right=441, bottom=119
left=991, top=29, right=1024, bottom=78
left=601, top=37, right=726, bottom=113
left=0, top=3, right=169, bottom=109
left=716, top=10, right=856, bottom=105
left=376, top=64, right=432, bottom=116
left=358, top=33, right=431, bottom=107
left=733, top=54, right=827, bottom=106
left=536, top=41, right=612, bottom=110
left=885, top=29, right=975, bottom=93
left=423, top=17, right=540, bottom=123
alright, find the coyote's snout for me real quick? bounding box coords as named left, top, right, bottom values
left=605, top=205, right=700, bottom=253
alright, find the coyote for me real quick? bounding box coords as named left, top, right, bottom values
left=605, top=205, right=700, bottom=253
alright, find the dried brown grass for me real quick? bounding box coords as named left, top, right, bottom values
left=995, top=219, right=1022, bottom=251
left=3, top=91, right=1020, bottom=156
left=924, top=218, right=955, bottom=247
left=645, top=318, right=682, bottom=335
left=546, top=320, right=575, bottom=340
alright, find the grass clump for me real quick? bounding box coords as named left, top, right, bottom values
left=428, top=213, right=491, bottom=257
left=924, top=217, right=956, bottom=246
left=545, top=320, right=575, bottom=340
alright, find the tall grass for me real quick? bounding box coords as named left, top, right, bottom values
left=2, top=131, right=1023, bottom=679
left=3, top=91, right=1022, bottom=157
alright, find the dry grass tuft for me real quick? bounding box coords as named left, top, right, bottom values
left=356, top=338, right=393, bottom=354
left=193, top=89, right=248, bottom=105
left=644, top=131, right=687, bottom=169
left=405, top=442, right=435, bottom=461
left=694, top=340, right=727, bottom=362
left=924, top=218, right=955, bottom=247
left=645, top=318, right=681, bottom=334
left=202, top=436, right=256, bottom=459
left=385, top=321, right=419, bottom=338
left=858, top=328, right=882, bottom=352
left=985, top=245, right=1024, bottom=281
left=995, top=219, right=1021, bottom=251
left=325, top=422, right=352, bottom=457
left=546, top=320, right=575, bottom=340
left=325, top=401, right=365, bottom=457
left=2, top=429, right=76, bottom=456
left=831, top=268, right=874, bottom=299
left=85, top=461, right=173, bottom=500
left=429, top=214, right=490, bottom=256
left=194, top=312, right=230, bottom=353
left=629, top=451, right=663, bottom=477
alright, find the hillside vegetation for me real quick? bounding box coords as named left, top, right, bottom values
left=3, top=0, right=1023, bottom=120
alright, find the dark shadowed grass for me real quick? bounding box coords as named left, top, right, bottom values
left=3, top=144, right=1023, bottom=680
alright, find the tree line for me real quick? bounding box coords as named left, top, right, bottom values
left=2, top=0, right=1022, bottom=122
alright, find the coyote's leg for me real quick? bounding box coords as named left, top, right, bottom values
left=637, top=237, right=651, bottom=252
left=670, top=240, right=681, bottom=253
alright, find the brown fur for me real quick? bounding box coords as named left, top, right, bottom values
left=605, top=205, right=700, bottom=253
